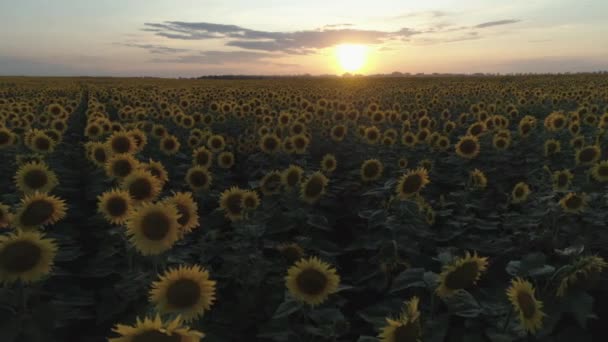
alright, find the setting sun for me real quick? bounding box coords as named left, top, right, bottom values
left=335, top=44, right=368, bottom=73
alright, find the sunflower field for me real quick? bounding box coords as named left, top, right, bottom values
left=0, top=75, right=607, bottom=342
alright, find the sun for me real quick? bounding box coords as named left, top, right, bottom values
left=335, top=44, right=368, bottom=73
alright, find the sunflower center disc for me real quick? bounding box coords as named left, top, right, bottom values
left=565, top=196, right=582, bottom=209
left=296, top=268, right=328, bottom=295
left=402, top=175, right=422, bottom=194
left=189, top=171, right=207, bottom=187
left=460, top=139, right=477, bottom=155
left=579, top=148, right=596, bottom=163
left=304, top=178, right=323, bottom=198
left=195, top=153, right=209, bottom=166
left=287, top=172, right=299, bottom=186
left=393, top=322, right=420, bottom=342
left=167, top=278, right=201, bottom=309
left=226, top=194, right=243, bottom=215
left=93, top=148, right=107, bottom=163
left=0, top=241, right=42, bottom=273
left=141, top=211, right=171, bottom=241
left=132, top=330, right=181, bottom=342
left=20, top=200, right=55, bottom=226
left=176, top=204, right=190, bottom=226
left=517, top=292, right=536, bottom=318
left=113, top=160, right=133, bottom=178
left=129, top=178, right=153, bottom=200
left=0, top=132, right=10, bottom=144
left=112, top=136, right=131, bottom=153
left=24, top=169, right=49, bottom=189
left=364, top=163, right=379, bottom=178
left=106, top=197, right=127, bottom=217
left=444, top=261, right=479, bottom=290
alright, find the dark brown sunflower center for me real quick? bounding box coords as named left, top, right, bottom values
left=401, top=175, right=422, bottom=194
left=226, top=194, right=243, bottom=215
left=132, top=330, right=181, bottom=342
left=296, top=268, right=328, bottom=295
left=176, top=204, right=190, bottom=226
left=393, top=322, right=421, bottom=342
left=363, top=162, right=380, bottom=178
left=553, top=118, right=564, bottom=127
left=565, top=195, right=583, bottom=209
left=188, top=171, right=208, bottom=188
left=579, top=148, right=597, bottom=163
left=210, top=139, right=222, bottom=149
left=23, top=169, right=49, bottom=189
left=111, top=136, right=132, bottom=153
left=141, top=211, right=171, bottom=241
left=93, top=148, right=107, bottom=163
left=263, top=137, right=278, bottom=151
left=87, top=125, right=100, bottom=135
left=0, top=240, right=42, bottom=273
left=34, top=137, right=51, bottom=151
left=324, top=159, right=335, bottom=169
left=557, top=174, right=568, bottom=187
left=166, top=278, right=201, bottom=309
left=496, top=139, right=506, bottom=148
left=129, top=178, right=153, bottom=200
left=106, top=196, right=128, bottom=217
left=19, top=199, right=55, bottom=226
left=444, top=261, right=479, bottom=290
left=367, top=131, right=379, bottom=140
left=221, top=155, right=232, bottom=165
left=285, top=171, right=300, bottom=186
left=304, top=178, right=324, bottom=198
left=333, top=127, right=345, bottom=136
left=0, top=131, right=11, bottom=144
left=521, top=123, right=531, bottom=134
left=598, top=166, right=608, bottom=177
left=281, top=246, right=302, bottom=262
left=459, top=139, right=478, bottom=155
left=112, top=160, right=133, bottom=178
left=516, top=292, right=536, bottom=319
left=195, top=152, right=210, bottom=166
left=163, top=139, right=176, bottom=150
left=514, top=187, right=525, bottom=198
left=547, top=143, right=557, bottom=153
left=294, top=138, right=306, bottom=149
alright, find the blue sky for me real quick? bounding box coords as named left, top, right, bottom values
left=0, top=0, right=607, bottom=76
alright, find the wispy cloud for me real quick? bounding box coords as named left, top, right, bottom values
left=116, top=42, right=192, bottom=54
left=474, top=19, right=520, bottom=29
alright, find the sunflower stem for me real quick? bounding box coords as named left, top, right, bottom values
left=502, top=305, right=513, bottom=333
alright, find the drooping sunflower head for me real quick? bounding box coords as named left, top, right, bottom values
left=506, top=277, right=545, bottom=334
left=259, top=133, right=282, bottom=154
left=511, top=182, right=531, bottom=204
left=436, top=251, right=489, bottom=298
left=469, top=169, right=487, bottom=190
left=125, top=202, right=181, bottom=256
left=277, top=242, right=305, bottom=264
left=128, top=128, right=147, bottom=152
left=552, top=169, right=573, bottom=191
left=186, top=166, right=212, bottom=192
left=282, top=165, right=304, bottom=189
left=219, top=187, right=246, bottom=222
left=378, top=296, right=422, bottom=342
left=14, top=192, right=67, bottom=230
left=556, top=255, right=607, bottom=297
left=321, top=154, right=337, bottom=174
left=217, top=151, right=235, bottom=169
left=455, top=135, right=480, bottom=159
left=99, top=181, right=133, bottom=218
left=260, top=171, right=283, bottom=196
left=361, top=159, right=384, bottom=182
left=558, top=192, right=587, bottom=214
left=121, top=169, right=162, bottom=203
left=109, top=314, right=204, bottom=342
left=0, top=230, right=57, bottom=284
left=590, top=160, right=608, bottom=182
left=150, top=264, right=216, bottom=322
left=105, top=153, right=141, bottom=180
left=396, top=168, right=430, bottom=200
left=544, top=139, right=561, bottom=157
left=575, top=145, right=601, bottom=165
left=285, top=256, right=340, bottom=306
left=14, top=161, right=59, bottom=194
left=164, top=192, right=200, bottom=236
left=300, top=171, right=329, bottom=204
left=107, top=131, right=137, bottom=155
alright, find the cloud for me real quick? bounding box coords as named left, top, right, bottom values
left=150, top=50, right=278, bottom=65
left=117, top=42, right=192, bottom=54
left=392, top=10, right=450, bottom=20
left=474, top=19, right=520, bottom=29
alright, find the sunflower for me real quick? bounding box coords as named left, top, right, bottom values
left=455, top=135, right=480, bottom=159
left=151, top=124, right=167, bottom=139
left=436, top=251, right=488, bottom=298
left=511, top=182, right=531, bottom=204
left=128, top=129, right=147, bottom=152
left=217, top=151, right=235, bottom=169
left=398, top=158, right=408, bottom=169
left=300, top=171, right=329, bottom=204
left=14, top=192, right=67, bottom=230
left=192, top=146, right=213, bottom=168
left=107, top=131, right=137, bottom=155
left=378, top=297, right=422, bottom=342
left=401, top=132, right=417, bottom=147
left=164, top=192, right=200, bottom=235
left=396, top=168, right=430, bottom=200
left=242, top=190, right=261, bottom=210
left=259, top=133, right=282, bottom=154
left=282, top=165, right=304, bottom=189
left=219, top=187, right=246, bottom=221
left=556, top=255, right=607, bottom=297
left=364, top=126, right=381, bottom=144
left=0, top=203, right=11, bottom=229
left=142, top=159, right=169, bottom=185
left=469, top=169, right=487, bottom=190
left=160, top=135, right=180, bottom=155
left=97, top=189, right=133, bottom=225
left=285, top=256, right=340, bottom=306
left=29, top=131, right=55, bottom=154
left=292, top=134, right=310, bottom=154
left=575, top=145, right=600, bottom=165
left=277, top=243, right=305, bottom=264
left=590, top=160, right=608, bottom=182
left=330, top=125, right=347, bottom=142
left=0, top=127, right=15, bottom=148
left=321, top=154, right=337, bottom=174
left=87, top=142, right=112, bottom=167
left=552, top=169, right=573, bottom=191
left=186, top=166, right=212, bottom=192
left=121, top=169, right=162, bottom=203
left=207, top=134, right=225, bottom=152
left=492, top=135, right=510, bottom=151
left=361, top=159, right=384, bottom=182
left=0, top=230, right=57, bottom=284
left=558, top=192, right=587, bottom=214
left=105, top=153, right=141, bottom=180
left=506, top=278, right=545, bottom=334
left=125, top=202, right=181, bottom=256
left=436, top=135, right=450, bottom=151
left=544, top=139, right=561, bottom=157
left=150, top=265, right=216, bottom=322
left=109, top=314, right=204, bottom=342
left=14, top=161, right=59, bottom=194
left=260, top=171, right=283, bottom=195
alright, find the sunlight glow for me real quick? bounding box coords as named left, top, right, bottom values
left=335, top=44, right=368, bottom=73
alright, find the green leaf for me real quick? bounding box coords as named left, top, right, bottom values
left=390, top=268, right=426, bottom=293
left=273, top=297, right=304, bottom=319
left=444, top=290, right=482, bottom=317
left=307, top=214, right=331, bottom=231
left=563, top=291, right=595, bottom=329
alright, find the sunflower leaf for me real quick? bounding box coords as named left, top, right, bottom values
left=390, top=267, right=426, bottom=293
left=444, top=290, right=482, bottom=317
left=273, top=297, right=304, bottom=319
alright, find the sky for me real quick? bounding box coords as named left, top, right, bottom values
left=0, top=0, right=607, bottom=77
